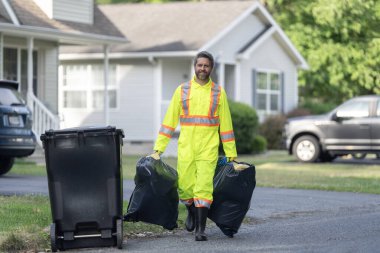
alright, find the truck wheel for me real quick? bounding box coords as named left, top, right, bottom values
left=0, top=157, right=14, bottom=176
left=293, top=135, right=320, bottom=163
left=353, top=153, right=366, bottom=159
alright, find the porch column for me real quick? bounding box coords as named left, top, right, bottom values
left=27, top=37, right=34, bottom=109
left=103, top=44, right=110, bottom=125
left=235, top=60, right=241, bottom=101
left=0, top=32, right=3, bottom=79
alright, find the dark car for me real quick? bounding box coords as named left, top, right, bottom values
left=284, top=95, right=380, bottom=162
left=0, top=80, right=36, bottom=175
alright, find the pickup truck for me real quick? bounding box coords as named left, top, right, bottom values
left=284, top=95, right=380, bottom=162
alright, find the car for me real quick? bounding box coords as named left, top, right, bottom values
left=284, top=95, right=380, bottom=162
left=0, top=80, right=36, bottom=175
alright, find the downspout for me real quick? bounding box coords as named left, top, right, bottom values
left=0, top=32, right=3, bottom=79
left=103, top=44, right=109, bottom=125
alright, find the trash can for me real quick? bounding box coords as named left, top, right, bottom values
left=41, top=126, right=124, bottom=252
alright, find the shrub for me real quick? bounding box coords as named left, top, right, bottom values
left=228, top=100, right=259, bottom=154
left=286, top=107, right=311, bottom=118
left=251, top=135, right=267, bottom=154
left=259, top=114, right=287, bottom=150
left=300, top=98, right=337, bottom=114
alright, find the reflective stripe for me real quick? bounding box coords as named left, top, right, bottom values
left=180, top=116, right=220, bottom=126
left=194, top=198, right=212, bottom=208
left=159, top=124, right=175, bottom=138
left=221, top=130, right=235, bottom=142
left=208, top=82, right=221, bottom=117
left=180, top=198, right=194, bottom=206
left=181, top=82, right=191, bottom=115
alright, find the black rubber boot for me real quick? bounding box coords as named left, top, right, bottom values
left=185, top=203, right=195, bottom=232
left=195, top=207, right=208, bottom=241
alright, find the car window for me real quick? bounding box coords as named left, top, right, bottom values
left=336, top=100, right=370, bottom=118
left=0, top=88, right=24, bottom=106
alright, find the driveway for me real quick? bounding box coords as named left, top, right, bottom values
left=1, top=175, right=380, bottom=252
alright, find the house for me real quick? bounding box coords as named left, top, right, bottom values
left=60, top=1, right=308, bottom=155
left=0, top=0, right=127, bottom=144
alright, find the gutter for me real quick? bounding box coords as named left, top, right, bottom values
left=0, top=23, right=128, bottom=45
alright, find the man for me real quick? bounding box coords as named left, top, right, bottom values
left=152, top=51, right=237, bottom=241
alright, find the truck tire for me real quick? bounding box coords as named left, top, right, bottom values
left=293, top=135, right=320, bottom=163
left=0, top=157, right=14, bottom=176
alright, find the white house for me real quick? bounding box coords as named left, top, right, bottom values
left=59, top=1, right=308, bottom=155
left=0, top=0, right=127, bottom=144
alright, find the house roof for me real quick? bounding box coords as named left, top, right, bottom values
left=0, top=0, right=126, bottom=45
left=59, top=1, right=308, bottom=69
left=61, top=1, right=254, bottom=54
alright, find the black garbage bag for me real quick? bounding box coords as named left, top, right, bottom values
left=124, top=156, right=179, bottom=230
left=208, top=159, right=256, bottom=237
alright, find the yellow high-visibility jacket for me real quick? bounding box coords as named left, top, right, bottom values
left=154, top=77, right=237, bottom=159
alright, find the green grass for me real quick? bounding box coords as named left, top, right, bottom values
left=0, top=196, right=187, bottom=252
left=13, top=155, right=178, bottom=180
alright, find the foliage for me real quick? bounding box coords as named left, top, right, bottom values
left=286, top=107, right=311, bottom=119
left=228, top=100, right=259, bottom=154
left=263, top=0, right=380, bottom=103
left=251, top=135, right=267, bottom=154
left=299, top=98, right=337, bottom=114
left=259, top=114, right=287, bottom=150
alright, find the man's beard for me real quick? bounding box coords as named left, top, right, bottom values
left=196, top=71, right=210, bottom=81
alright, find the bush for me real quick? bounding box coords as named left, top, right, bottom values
left=228, top=100, right=259, bottom=154
left=300, top=98, right=337, bottom=114
left=286, top=108, right=311, bottom=118
left=259, top=114, right=287, bottom=150
left=251, top=135, right=267, bottom=154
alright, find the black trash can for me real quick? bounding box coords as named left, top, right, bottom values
left=40, top=126, right=124, bottom=252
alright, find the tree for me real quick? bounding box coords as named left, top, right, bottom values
left=263, top=0, right=380, bottom=103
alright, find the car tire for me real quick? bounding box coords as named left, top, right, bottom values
left=293, top=135, right=320, bottom=163
left=353, top=153, right=366, bottom=159
left=0, top=157, right=14, bottom=176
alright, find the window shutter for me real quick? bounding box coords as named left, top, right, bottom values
left=281, top=72, right=285, bottom=113
left=252, top=69, right=257, bottom=108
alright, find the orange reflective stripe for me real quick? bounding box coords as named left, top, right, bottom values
left=208, top=82, right=221, bottom=117
left=220, top=130, right=235, bottom=142
left=180, top=116, right=220, bottom=126
left=194, top=198, right=212, bottom=208
left=181, top=82, right=191, bottom=115
left=159, top=124, right=175, bottom=138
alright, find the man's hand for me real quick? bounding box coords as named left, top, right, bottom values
left=149, top=150, right=162, bottom=160
left=228, top=157, right=236, bottom=162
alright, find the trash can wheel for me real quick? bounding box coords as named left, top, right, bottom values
left=50, top=223, right=58, bottom=252
left=116, top=219, right=123, bottom=249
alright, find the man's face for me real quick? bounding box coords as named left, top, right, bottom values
left=194, top=57, right=213, bottom=81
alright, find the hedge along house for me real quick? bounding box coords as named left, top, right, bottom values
left=0, top=0, right=127, bottom=144
left=59, top=1, right=308, bottom=155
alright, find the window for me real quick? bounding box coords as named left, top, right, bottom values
left=336, top=100, right=370, bottom=118
left=61, top=64, right=118, bottom=110
left=254, top=71, right=281, bottom=113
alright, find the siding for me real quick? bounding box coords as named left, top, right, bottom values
left=208, top=13, right=266, bottom=63
left=59, top=60, right=155, bottom=141
left=239, top=34, right=298, bottom=117
left=33, top=0, right=93, bottom=24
